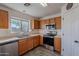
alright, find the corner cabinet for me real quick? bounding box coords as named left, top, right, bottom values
left=31, top=19, right=40, bottom=29
left=0, top=9, right=8, bottom=29
left=54, top=16, right=61, bottom=29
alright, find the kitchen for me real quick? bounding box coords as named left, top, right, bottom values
left=0, top=3, right=79, bottom=56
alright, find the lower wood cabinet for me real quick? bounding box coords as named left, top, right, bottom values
left=18, top=38, right=33, bottom=55
left=40, top=36, right=43, bottom=45
left=18, top=39, right=27, bottom=55
left=18, top=35, right=40, bottom=55
left=27, top=38, right=33, bottom=51
left=54, top=37, right=61, bottom=53
left=33, top=35, right=40, bottom=48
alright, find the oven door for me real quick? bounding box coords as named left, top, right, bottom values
left=43, top=37, right=54, bottom=46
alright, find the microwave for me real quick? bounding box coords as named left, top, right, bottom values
left=46, top=24, right=56, bottom=30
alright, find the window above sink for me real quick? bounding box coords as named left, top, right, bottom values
left=10, top=17, right=30, bottom=34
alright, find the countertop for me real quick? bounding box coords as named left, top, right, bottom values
left=0, top=34, right=40, bottom=45
left=54, top=35, right=61, bottom=38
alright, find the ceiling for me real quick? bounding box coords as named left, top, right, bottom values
left=3, top=3, right=64, bottom=18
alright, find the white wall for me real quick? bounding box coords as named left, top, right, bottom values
left=0, top=4, right=35, bottom=37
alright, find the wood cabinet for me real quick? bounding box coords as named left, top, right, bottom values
left=54, top=37, right=61, bottom=53
left=18, top=35, right=40, bottom=55
left=54, top=16, right=61, bottom=29
left=45, top=19, right=50, bottom=25
left=40, top=36, right=43, bottom=45
left=27, top=37, right=33, bottom=51
left=40, top=16, right=61, bottom=29
left=40, top=19, right=50, bottom=28
left=0, top=9, right=8, bottom=29
left=33, top=35, right=40, bottom=48
left=31, top=20, right=40, bottom=29
left=18, top=39, right=27, bottom=55
left=49, top=18, right=55, bottom=24
left=19, top=38, right=33, bottom=55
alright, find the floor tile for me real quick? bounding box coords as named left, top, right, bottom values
left=24, top=46, right=59, bottom=56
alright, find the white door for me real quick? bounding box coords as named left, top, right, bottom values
left=62, top=6, right=79, bottom=56
left=62, top=11, right=73, bottom=56
left=71, top=6, right=79, bottom=56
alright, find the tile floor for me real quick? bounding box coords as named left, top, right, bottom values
left=24, top=46, right=59, bottom=56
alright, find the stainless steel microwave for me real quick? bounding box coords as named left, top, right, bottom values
left=46, top=24, right=56, bottom=30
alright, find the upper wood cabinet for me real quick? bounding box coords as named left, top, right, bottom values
left=40, top=16, right=61, bottom=29
left=54, top=37, right=61, bottom=53
left=31, top=19, right=40, bottom=29
left=44, top=19, right=50, bottom=25
left=40, top=19, right=50, bottom=28
left=0, top=9, right=8, bottom=29
left=49, top=18, right=55, bottom=24
left=54, top=16, right=61, bottom=29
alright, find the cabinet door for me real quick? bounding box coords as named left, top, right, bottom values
left=33, top=36, right=40, bottom=48
left=36, top=36, right=40, bottom=46
left=0, top=11, right=3, bottom=28
left=50, top=18, right=55, bottom=24
left=0, top=10, right=8, bottom=29
left=54, top=16, right=61, bottom=29
left=31, top=20, right=40, bottom=29
left=54, top=37, right=61, bottom=53
left=40, top=19, right=50, bottom=28
left=27, top=38, right=33, bottom=50
left=40, top=36, right=43, bottom=45
left=45, top=19, right=50, bottom=25
left=18, top=39, right=27, bottom=55
left=34, top=20, right=40, bottom=29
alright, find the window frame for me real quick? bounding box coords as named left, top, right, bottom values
left=10, top=17, right=30, bottom=33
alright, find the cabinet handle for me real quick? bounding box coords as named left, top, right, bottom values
left=74, top=40, right=79, bottom=43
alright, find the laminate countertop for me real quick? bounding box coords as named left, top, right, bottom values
left=0, top=34, right=40, bottom=45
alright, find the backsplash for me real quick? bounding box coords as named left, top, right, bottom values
left=29, top=29, right=40, bottom=34
left=0, top=29, right=40, bottom=38
left=56, top=29, right=61, bottom=36
left=39, top=28, right=61, bottom=36
left=0, top=29, right=16, bottom=37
